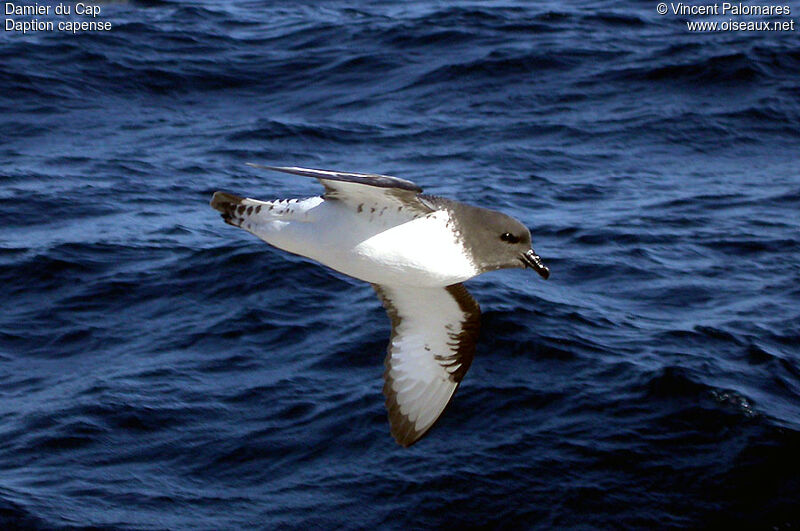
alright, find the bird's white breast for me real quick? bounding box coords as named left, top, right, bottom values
left=248, top=199, right=478, bottom=287
left=350, top=211, right=478, bottom=286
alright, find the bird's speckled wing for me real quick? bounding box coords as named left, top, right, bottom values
left=246, top=164, right=435, bottom=218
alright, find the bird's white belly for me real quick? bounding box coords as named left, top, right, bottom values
left=347, top=214, right=477, bottom=286
left=254, top=202, right=478, bottom=287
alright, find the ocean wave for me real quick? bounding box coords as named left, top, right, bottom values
left=2, top=0, right=800, bottom=527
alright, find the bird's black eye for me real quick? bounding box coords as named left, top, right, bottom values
left=500, top=232, right=520, bottom=244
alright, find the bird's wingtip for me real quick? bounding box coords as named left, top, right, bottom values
left=246, top=162, right=286, bottom=172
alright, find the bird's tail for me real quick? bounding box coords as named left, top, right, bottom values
left=210, top=191, right=270, bottom=228
left=210, top=191, right=316, bottom=231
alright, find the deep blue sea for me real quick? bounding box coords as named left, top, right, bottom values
left=2, top=1, right=800, bottom=528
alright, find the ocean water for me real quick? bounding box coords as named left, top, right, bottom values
left=2, top=1, right=800, bottom=528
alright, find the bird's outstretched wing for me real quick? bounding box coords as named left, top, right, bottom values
left=246, top=164, right=435, bottom=217
left=373, top=283, right=480, bottom=447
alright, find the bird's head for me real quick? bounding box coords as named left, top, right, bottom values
left=454, top=203, right=550, bottom=279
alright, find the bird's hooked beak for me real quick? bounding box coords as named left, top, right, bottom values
left=520, top=249, right=550, bottom=279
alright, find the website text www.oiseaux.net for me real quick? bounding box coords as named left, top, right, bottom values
left=686, top=18, right=795, bottom=31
